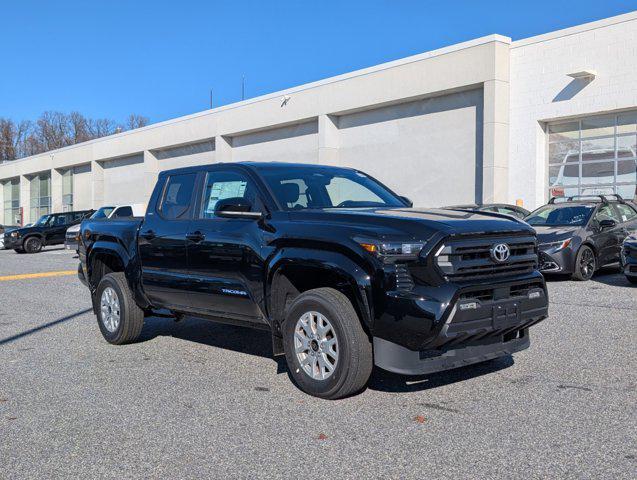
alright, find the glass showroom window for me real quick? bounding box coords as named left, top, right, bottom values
left=2, top=178, right=20, bottom=225
left=548, top=111, right=637, bottom=201
left=62, top=169, right=73, bottom=212
left=29, top=172, right=51, bottom=221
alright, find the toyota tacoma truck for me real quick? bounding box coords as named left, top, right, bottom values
left=78, top=162, right=549, bottom=399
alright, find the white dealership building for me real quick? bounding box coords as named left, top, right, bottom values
left=1, top=11, right=636, bottom=225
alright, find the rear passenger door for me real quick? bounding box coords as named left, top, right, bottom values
left=46, top=214, right=70, bottom=245
left=591, top=205, right=623, bottom=265
left=138, top=172, right=198, bottom=309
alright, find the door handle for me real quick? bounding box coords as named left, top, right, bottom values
left=186, top=231, right=205, bottom=243
left=141, top=230, right=156, bottom=240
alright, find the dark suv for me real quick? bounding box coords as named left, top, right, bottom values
left=525, top=195, right=637, bottom=280
left=4, top=210, right=94, bottom=253
left=78, top=163, right=549, bottom=399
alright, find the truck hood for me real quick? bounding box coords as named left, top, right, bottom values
left=286, top=207, right=533, bottom=240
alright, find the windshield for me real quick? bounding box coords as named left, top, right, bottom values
left=258, top=166, right=406, bottom=210
left=90, top=207, right=115, bottom=219
left=34, top=215, right=51, bottom=226
left=525, top=205, right=594, bottom=226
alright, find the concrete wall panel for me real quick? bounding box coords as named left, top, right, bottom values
left=337, top=89, right=483, bottom=207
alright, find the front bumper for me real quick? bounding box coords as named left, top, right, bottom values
left=2, top=235, right=21, bottom=250
left=374, top=332, right=530, bottom=376
left=65, top=237, right=79, bottom=251
left=372, top=272, right=548, bottom=374
left=622, top=242, right=637, bottom=278
left=538, top=247, right=576, bottom=274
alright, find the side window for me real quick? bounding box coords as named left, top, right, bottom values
left=594, top=205, right=621, bottom=223
left=159, top=173, right=197, bottom=220
left=200, top=170, right=262, bottom=219
left=54, top=214, right=68, bottom=226
left=113, top=206, right=133, bottom=218
left=615, top=203, right=637, bottom=223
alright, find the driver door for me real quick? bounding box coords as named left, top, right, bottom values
left=186, top=168, right=268, bottom=324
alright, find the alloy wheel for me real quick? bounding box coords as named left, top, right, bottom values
left=100, top=287, right=121, bottom=333
left=580, top=248, right=596, bottom=279
left=294, top=311, right=339, bottom=381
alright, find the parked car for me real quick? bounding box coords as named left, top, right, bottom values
left=65, top=204, right=146, bottom=251
left=621, top=233, right=637, bottom=284
left=445, top=203, right=530, bottom=220
left=4, top=210, right=94, bottom=253
left=78, top=162, right=548, bottom=399
left=0, top=224, right=20, bottom=249
left=525, top=194, right=637, bottom=280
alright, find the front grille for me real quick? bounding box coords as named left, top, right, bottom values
left=435, top=233, right=538, bottom=281
left=458, top=281, right=544, bottom=303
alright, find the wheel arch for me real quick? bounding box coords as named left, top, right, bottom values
left=265, top=247, right=374, bottom=337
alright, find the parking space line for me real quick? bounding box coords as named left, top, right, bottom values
left=0, top=270, right=76, bottom=282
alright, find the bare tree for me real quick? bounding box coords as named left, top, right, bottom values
left=126, top=114, right=149, bottom=131
left=0, top=119, right=32, bottom=161
left=0, top=111, right=150, bottom=161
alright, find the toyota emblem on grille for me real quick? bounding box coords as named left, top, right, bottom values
left=491, top=243, right=510, bottom=263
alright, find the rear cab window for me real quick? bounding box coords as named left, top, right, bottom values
left=159, top=173, right=197, bottom=220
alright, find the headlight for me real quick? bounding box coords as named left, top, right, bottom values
left=539, top=238, right=572, bottom=251
left=358, top=240, right=425, bottom=259
left=10, top=231, right=19, bottom=238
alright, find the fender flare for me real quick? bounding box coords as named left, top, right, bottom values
left=265, top=247, right=374, bottom=334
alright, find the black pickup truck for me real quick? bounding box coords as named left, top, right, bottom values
left=78, top=162, right=549, bottom=399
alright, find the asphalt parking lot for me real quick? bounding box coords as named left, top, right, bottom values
left=0, top=247, right=635, bottom=479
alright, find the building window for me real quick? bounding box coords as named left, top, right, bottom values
left=548, top=111, right=637, bottom=201
left=29, top=172, right=51, bottom=221
left=2, top=178, right=20, bottom=225
left=62, top=169, right=73, bottom=212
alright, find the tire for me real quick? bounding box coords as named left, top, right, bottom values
left=283, top=287, right=373, bottom=400
left=23, top=236, right=43, bottom=254
left=95, top=272, right=144, bottom=345
left=627, top=276, right=637, bottom=285
left=572, top=245, right=596, bottom=281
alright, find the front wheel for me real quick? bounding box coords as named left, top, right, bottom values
left=572, top=245, right=596, bottom=281
left=283, top=288, right=373, bottom=399
left=95, top=272, right=144, bottom=344
left=24, top=236, right=42, bottom=253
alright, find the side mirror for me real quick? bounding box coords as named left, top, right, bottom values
left=599, top=219, right=617, bottom=230
left=399, top=196, right=413, bottom=208
left=214, top=197, right=263, bottom=220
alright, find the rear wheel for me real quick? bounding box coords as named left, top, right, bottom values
left=24, top=236, right=42, bottom=254
left=572, top=245, right=596, bottom=281
left=95, top=272, right=144, bottom=344
left=283, top=288, right=373, bottom=399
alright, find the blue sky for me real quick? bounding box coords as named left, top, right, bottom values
left=1, top=0, right=634, bottom=125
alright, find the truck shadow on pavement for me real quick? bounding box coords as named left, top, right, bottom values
left=139, top=315, right=514, bottom=393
